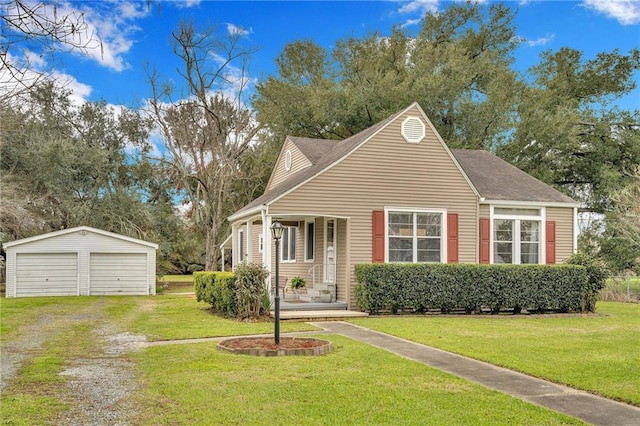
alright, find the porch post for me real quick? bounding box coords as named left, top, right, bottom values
left=246, top=219, right=253, bottom=262
left=231, top=224, right=238, bottom=271
left=262, top=210, right=272, bottom=293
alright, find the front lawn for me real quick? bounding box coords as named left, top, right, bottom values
left=124, top=295, right=317, bottom=340
left=131, top=335, right=584, bottom=425
left=350, top=301, right=640, bottom=406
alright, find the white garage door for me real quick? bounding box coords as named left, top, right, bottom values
left=89, top=253, right=148, bottom=295
left=16, top=253, right=78, bottom=297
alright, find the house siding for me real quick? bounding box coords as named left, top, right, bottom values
left=546, top=207, right=575, bottom=263
left=251, top=222, right=262, bottom=263
left=267, top=139, right=312, bottom=191
left=273, top=222, right=307, bottom=292
left=5, top=229, right=156, bottom=297
left=269, top=105, right=479, bottom=307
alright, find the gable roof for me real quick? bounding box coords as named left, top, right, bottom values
left=229, top=106, right=405, bottom=220
left=451, top=150, right=577, bottom=205
left=229, top=103, right=578, bottom=221
left=288, top=137, right=339, bottom=164
left=3, top=226, right=159, bottom=249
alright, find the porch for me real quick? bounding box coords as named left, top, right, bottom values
left=226, top=212, right=351, bottom=308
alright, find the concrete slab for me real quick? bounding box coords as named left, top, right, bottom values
left=313, top=321, right=640, bottom=426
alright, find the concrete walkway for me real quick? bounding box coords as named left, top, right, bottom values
left=312, top=321, right=640, bottom=426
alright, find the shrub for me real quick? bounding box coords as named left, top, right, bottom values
left=234, top=262, right=269, bottom=319
left=194, top=271, right=236, bottom=315
left=354, top=263, right=592, bottom=314
left=566, top=252, right=608, bottom=312
left=290, top=276, right=306, bottom=290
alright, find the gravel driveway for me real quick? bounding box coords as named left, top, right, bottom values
left=1, top=300, right=147, bottom=425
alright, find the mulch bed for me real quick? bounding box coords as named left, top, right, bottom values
left=217, top=337, right=333, bottom=357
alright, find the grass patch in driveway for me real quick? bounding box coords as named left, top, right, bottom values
left=349, top=302, right=640, bottom=406
left=131, top=335, right=584, bottom=425
left=1, top=394, right=67, bottom=426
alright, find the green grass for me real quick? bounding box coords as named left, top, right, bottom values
left=159, top=274, right=195, bottom=283
left=0, top=298, right=102, bottom=425
left=120, top=294, right=318, bottom=341
left=131, top=335, right=584, bottom=425
left=0, top=294, right=316, bottom=425
left=0, top=394, right=68, bottom=426
left=350, top=302, right=640, bottom=406
left=0, top=296, right=96, bottom=337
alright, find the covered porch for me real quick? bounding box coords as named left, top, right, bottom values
left=225, top=209, right=351, bottom=310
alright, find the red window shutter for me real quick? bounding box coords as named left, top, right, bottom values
left=447, top=212, right=459, bottom=263
left=546, top=221, right=556, bottom=264
left=479, top=218, right=490, bottom=264
left=372, top=210, right=385, bottom=263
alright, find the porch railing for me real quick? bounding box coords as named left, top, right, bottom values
left=307, top=263, right=336, bottom=288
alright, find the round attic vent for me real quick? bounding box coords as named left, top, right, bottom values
left=284, top=149, right=292, bottom=171
left=401, top=116, right=425, bottom=144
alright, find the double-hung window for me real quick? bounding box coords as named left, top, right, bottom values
left=387, top=210, right=443, bottom=263
left=493, top=208, right=542, bottom=264
left=281, top=226, right=297, bottom=262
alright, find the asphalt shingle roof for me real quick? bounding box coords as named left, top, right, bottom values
left=451, top=149, right=576, bottom=204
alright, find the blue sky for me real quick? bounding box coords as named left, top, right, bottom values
left=4, top=0, right=640, bottom=110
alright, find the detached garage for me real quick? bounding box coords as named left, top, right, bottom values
left=4, top=226, right=158, bottom=298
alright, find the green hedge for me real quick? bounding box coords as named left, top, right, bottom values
left=354, top=263, right=602, bottom=314
left=194, top=263, right=270, bottom=319
left=194, top=271, right=237, bottom=316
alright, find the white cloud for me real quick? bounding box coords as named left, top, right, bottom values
left=526, top=33, right=555, bottom=47
left=175, top=0, right=202, bottom=9
left=398, top=0, right=439, bottom=15
left=583, top=0, right=640, bottom=25
left=0, top=51, right=92, bottom=105
left=79, top=1, right=151, bottom=71
left=10, top=0, right=151, bottom=72
left=226, top=23, right=252, bottom=37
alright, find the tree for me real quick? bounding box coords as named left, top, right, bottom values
left=254, top=2, right=520, bottom=150
left=147, top=21, right=261, bottom=271
left=497, top=48, right=640, bottom=215
left=0, top=82, right=165, bottom=243
left=0, top=0, right=101, bottom=102
left=601, top=167, right=640, bottom=273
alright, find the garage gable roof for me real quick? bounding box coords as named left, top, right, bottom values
left=3, top=226, right=159, bottom=249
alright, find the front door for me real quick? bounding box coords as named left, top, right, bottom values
left=324, top=219, right=336, bottom=284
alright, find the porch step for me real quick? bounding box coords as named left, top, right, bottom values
left=277, top=309, right=369, bottom=321
left=299, top=282, right=335, bottom=302
left=278, top=300, right=348, bottom=311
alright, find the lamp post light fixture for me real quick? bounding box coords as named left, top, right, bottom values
left=270, top=220, right=284, bottom=344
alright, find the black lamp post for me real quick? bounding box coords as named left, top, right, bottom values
left=270, top=220, right=284, bottom=344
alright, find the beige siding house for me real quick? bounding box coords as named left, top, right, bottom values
left=226, top=103, right=579, bottom=309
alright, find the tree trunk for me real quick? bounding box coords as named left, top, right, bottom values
left=205, top=228, right=218, bottom=271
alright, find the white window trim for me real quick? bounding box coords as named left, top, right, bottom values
left=384, top=207, right=447, bottom=264
left=490, top=205, right=546, bottom=265
left=281, top=226, right=297, bottom=263
left=304, top=219, right=315, bottom=262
